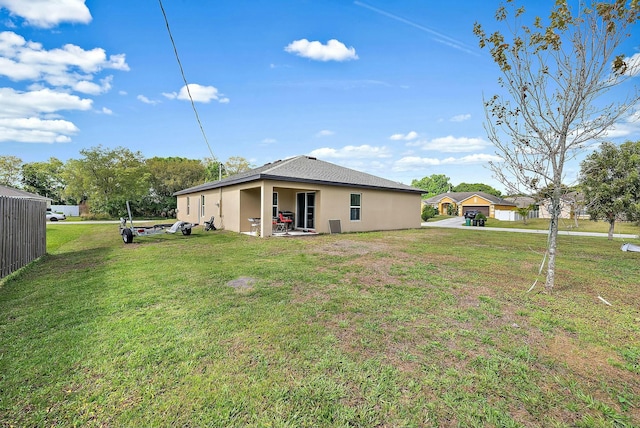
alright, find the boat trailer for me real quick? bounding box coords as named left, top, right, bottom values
left=119, top=201, right=198, bottom=244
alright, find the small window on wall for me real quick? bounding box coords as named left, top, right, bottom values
left=186, top=197, right=190, bottom=215
left=201, top=195, right=205, bottom=216
left=350, top=193, right=361, bottom=221
left=272, top=192, right=278, bottom=218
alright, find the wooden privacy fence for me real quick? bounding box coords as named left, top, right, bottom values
left=0, top=196, right=46, bottom=279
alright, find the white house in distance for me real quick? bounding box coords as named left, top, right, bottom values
left=173, top=155, right=425, bottom=237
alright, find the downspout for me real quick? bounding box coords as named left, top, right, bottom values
left=218, top=162, right=224, bottom=229
left=218, top=186, right=223, bottom=229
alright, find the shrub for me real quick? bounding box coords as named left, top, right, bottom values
left=421, top=205, right=438, bottom=221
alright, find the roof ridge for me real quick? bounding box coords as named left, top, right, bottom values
left=262, top=155, right=303, bottom=173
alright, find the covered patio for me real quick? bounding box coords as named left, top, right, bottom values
left=239, top=184, right=319, bottom=237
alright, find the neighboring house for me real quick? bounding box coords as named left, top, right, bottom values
left=537, top=191, right=587, bottom=220
left=424, top=191, right=516, bottom=219
left=173, top=155, right=424, bottom=237
left=504, top=192, right=587, bottom=220
left=0, top=185, right=52, bottom=207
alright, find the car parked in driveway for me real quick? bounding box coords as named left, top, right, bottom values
left=46, top=211, right=66, bottom=221
left=464, top=210, right=480, bottom=219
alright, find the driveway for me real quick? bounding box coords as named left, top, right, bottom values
left=422, top=217, right=639, bottom=239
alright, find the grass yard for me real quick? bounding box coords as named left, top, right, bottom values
left=1, top=224, right=639, bottom=427
left=472, top=217, right=639, bottom=235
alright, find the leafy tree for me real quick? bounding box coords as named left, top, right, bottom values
left=447, top=203, right=458, bottom=216
left=224, top=156, right=253, bottom=175
left=21, top=158, right=66, bottom=203
left=515, top=205, right=535, bottom=225
left=453, top=182, right=502, bottom=197
left=204, top=156, right=253, bottom=181
left=0, top=155, right=23, bottom=187
left=474, top=0, right=639, bottom=291
left=62, top=146, right=150, bottom=217
left=411, top=174, right=452, bottom=198
left=580, top=141, right=640, bottom=240
left=203, top=156, right=223, bottom=182
left=147, top=157, right=206, bottom=215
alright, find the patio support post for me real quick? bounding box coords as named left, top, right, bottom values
left=260, top=182, right=274, bottom=238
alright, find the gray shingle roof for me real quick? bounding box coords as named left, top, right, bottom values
left=424, top=191, right=516, bottom=206
left=0, top=185, right=51, bottom=200
left=174, top=155, right=424, bottom=196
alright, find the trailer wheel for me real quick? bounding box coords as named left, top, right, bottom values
left=122, top=229, right=134, bottom=244
left=182, top=227, right=192, bottom=236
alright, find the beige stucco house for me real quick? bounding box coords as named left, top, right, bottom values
left=424, top=191, right=516, bottom=219
left=173, top=155, right=424, bottom=237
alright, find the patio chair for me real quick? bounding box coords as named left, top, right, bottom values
left=277, top=212, right=293, bottom=232
left=273, top=217, right=287, bottom=233
left=204, top=216, right=216, bottom=231
left=248, top=217, right=261, bottom=235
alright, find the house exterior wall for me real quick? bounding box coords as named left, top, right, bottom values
left=539, top=201, right=572, bottom=219
left=317, top=185, right=421, bottom=234
left=435, top=196, right=457, bottom=216
left=176, top=185, right=241, bottom=231
left=459, top=195, right=492, bottom=217
left=176, top=179, right=422, bottom=237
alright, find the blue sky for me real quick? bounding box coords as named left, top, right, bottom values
left=1, top=0, right=639, bottom=192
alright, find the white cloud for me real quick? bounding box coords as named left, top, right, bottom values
left=0, top=0, right=92, bottom=28
left=0, top=9, right=128, bottom=145
left=0, top=116, right=79, bottom=143
left=100, top=107, right=112, bottom=115
left=137, top=94, right=160, bottom=105
left=0, top=87, right=91, bottom=143
left=73, top=75, right=112, bottom=95
left=450, top=114, right=471, bottom=122
left=0, top=87, right=92, bottom=118
left=624, top=52, right=640, bottom=77
left=390, top=131, right=418, bottom=141
left=0, top=31, right=129, bottom=89
left=315, top=129, right=334, bottom=137
left=407, top=135, right=490, bottom=153
left=285, top=39, right=358, bottom=62
left=163, top=83, right=229, bottom=103
left=262, top=138, right=277, bottom=144
left=392, top=153, right=502, bottom=171
left=309, top=144, right=391, bottom=159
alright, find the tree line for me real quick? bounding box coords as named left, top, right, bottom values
left=0, top=146, right=252, bottom=218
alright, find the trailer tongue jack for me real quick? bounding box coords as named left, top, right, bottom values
left=119, top=201, right=198, bottom=244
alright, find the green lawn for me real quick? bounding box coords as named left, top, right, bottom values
left=485, top=217, right=640, bottom=235
left=1, top=225, right=639, bottom=427
left=428, top=215, right=640, bottom=235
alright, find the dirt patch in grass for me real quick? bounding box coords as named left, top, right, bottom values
left=544, top=333, right=635, bottom=386
left=226, top=276, right=256, bottom=292
left=312, top=239, right=391, bottom=257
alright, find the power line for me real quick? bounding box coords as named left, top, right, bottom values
left=158, top=0, right=216, bottom=160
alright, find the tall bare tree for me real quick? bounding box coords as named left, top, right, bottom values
left=474, top=0, right=639, bottom=291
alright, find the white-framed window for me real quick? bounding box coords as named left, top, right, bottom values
left=350, top=193, right=361, bottom=221
left=186, top=197, right=190, bottom=215
left=201, top=195, right=205, bottom=217
left=272, top=192, right=278, bottom=218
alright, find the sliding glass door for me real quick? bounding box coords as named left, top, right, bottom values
left=296, top=192, right=315, bottom=229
